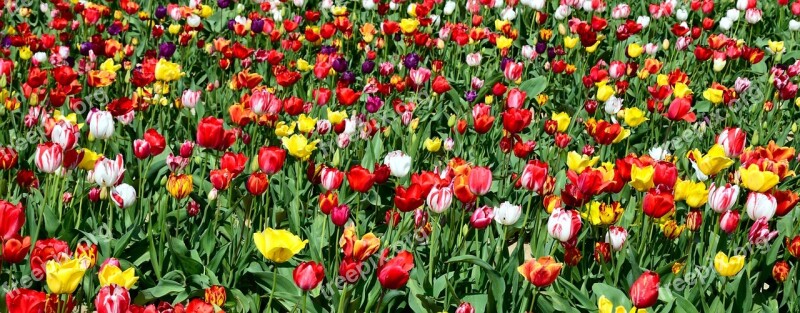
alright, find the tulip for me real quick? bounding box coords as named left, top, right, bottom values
left=494, top=201, right=522, bottom=226
left=0, top=146, right=19, bottom=170
left=331, top=205, right=350, bottom=227
left=219, top=152, right=247, bottom=177
left=427, top=186, right=453, bottom=214
left=686, top=210, right=703, bottom=231
left=320, top=167, right=345, bottom=190
left=340, top=226, right=381, bottom=262
left=51, top=121, right=80, bottom=150
left=394, top=184, right=425, bottom=212
left=95, top=285, right=131, bottom=313
left=166, top=174, right=193, bottom=199
left=714, top=252, right=745, bottom=277
left=250, top=89, right=282, bottom=115
left=547, top=208, right=582, bottom=244
left=339, top=259, right=364, bottom=284
left=455, top=302, right=475, bottom=313
left=256, top=146, right=286, bottom=175
left=45, top=257, right=89, bottom=294
left=470, top=206, right=494, bottom=229
left=774, top=190, right=799, bottom=216
left=185, top=299, right=214, bottom=313
left=652, top=161, right=678, bottom=190
left=583, top=201, right=623, bottom=226
left=378, top=250, right=414, bottom=289
left=5, top=288, right=46, bottom=313
left=196, top=117, right=236, bottom=151
left=93, top=154, right=125, bottom=188
left=246, top=172, right=269, bottom=195
left=566, top=152, right=599, bottom=173
left=34, top=142, right=63, bottom=174
left=708, top=183, right=740, bottom=213
left=517, top=256, right=562, bottom=287
left=605, top=226, right=628, bottom=251
left=468, top=166, right=493, bottom=196
left=674, top=180, right=709, bottom=208
left=383, top=150, right=412, bottom=178
left=773, top=261, right=790, bottom=283
left=205, top=285, right=226, bottom=307
left=749, top=216, right=778, bottom=245
left=716, top=128, right=746, bottom=157
left=346, top=165, right=375, bottom=193
left=280, top=134, right=319, bottom=160
left=628, top=165, right=654, bottom=191
left=181, top=89, right=202, bottom=108
left=629, top=271, right=659, bottom=308
left=520, top=160, right=548, bottom=194
left=642, top=188, right=674, bottom=218
left=661, top=220, right=685, bottom=240
left=787, top=236, right=800, bottom=258
left=253, top=228, right=307, bottom=263
left=293, top=261, right=325, bottom=291
left=154, top=58, right=183, bottom=81
left=739, top=164, right=780, bottom=193
left=686, top=144, right=734, bottom=177
left=111, top=184, right=137, bottom=209
left=424, top=137, right=442, bottom=152
left=2, top=235, right=31, bottom=264
left=88, top=110, right=115, bottom=140
left=0, top=200, right=25, bottom=240
left=133, top=140, right=151, bottom=159
left=745, top=192, right=777, bottom=221
left=98, top=264, right=139, bottom=289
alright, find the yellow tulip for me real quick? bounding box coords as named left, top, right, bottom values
left=154, top=58, right=184, bottom=82
left=563, top=36, right=579, bottom=49
left=702, top=88, right=724, bottom=104
left=661, top=220, right=685, bottom=240
left=424, top=137, right=442, bottom=152
left=613, top=128, right=630, bottom=144
left=78, top=149, right=102, bottom=171
left=98, top=265, right=139, bottom=289
left=623, top=108, right=648, bottom=127
left=281, top=134, right=319, bottom=160
left=566, top=151, right=599, bottom=173
left=496, top=36, right=513, bottom=50
left=296, top=59, right=312, bottom=72
left=629, top=165, right=654, bottom=192
left=714, top=252, right=745, bottom=277
left=739, top=164, right=780, bottom=192
left=46, top=257, right=89, bottom=294
left=598, top=296, right=647, bottom=313
left=768, top=40, right=785, bottom=54
left=551, top=112, right=571, bottom=132
left=327, top=109, right=347, bottom=125
left=582, top=201, right=623, bottom=226
left=331, top=6, right=348, bottom=16
left=168, top=24, right=181, bottom=35
left=19, top=46, right=32, bottom=60
left=596, top=83, right=614, bottom=102
left=274, top=121, right=296, bottom=137
left=674, top=180, right=709, bottom=208
left=199, top=5, right=214, bottom=18
left=656, top=74, right=669, bottom=86
left=673, top=82, right=693, bottom=98
left=253, top=228, right=308, bottom=263
left=627, top=43, right=643, bottom=58
left=297, top=114, right=317, bottom=133
left=687, top=144, right=734, bottom=176
left=399, top=19, right=420, bottom=34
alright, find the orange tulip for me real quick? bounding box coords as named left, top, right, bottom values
left=517, top=256, right=562, bottom=287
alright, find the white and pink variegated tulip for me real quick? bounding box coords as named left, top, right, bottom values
left=93, top=154, right=125, bottom=187
left=35, top=142, right=64, bottom=174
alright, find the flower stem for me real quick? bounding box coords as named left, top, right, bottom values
left=266, top=265, right=278, bottom=312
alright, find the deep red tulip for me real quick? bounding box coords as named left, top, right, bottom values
left=143, top=129, right=166, bottom=156
left=395, top=184, right=425, bottom=212
left=372, top=163, right=391, bottom=184
left=293, top=261, right=325, bottom=291
left=347, top=165, right=375, bottom=193
left=5, top=288, right=46, bottom=313
left=246, top=172, right=269, bottom=195
left=501, top=108, right=533, bottom=134
left=331, top=205, right=350, bottom=227
left=0, top=200, right=24, bottom=240
left=653, top=161, right=678, bottom=190
left=196, top=117, right=236, bottom=151
left=642, top=188, right=675, bottom=218
left=30, top=238, right=70, bottom=280
left=773, top=190, right=799, bottom=217
left=629, top=271, right=660, bottom=308
left=258, top=146, right=286, bottom=175
left=339, top=259, right=363, bottom=284
left=378, top=249, right=414, bottom=289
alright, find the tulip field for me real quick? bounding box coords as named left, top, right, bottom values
left=4, top=0, right=800, bottom=312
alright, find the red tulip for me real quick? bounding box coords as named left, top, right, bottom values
left=319, top=191, right=339, bottom=214
left=431, top=76, right=451, bottom=94
left=196, top=117, right=236, bottom=151
left=293, top=261, right=325, bottom=291
left=378, top=249, right=414, bottom=289
left=204, top=285, right=226, bottom=307
left=132, top=139, right=151, bottom=159
left=339, top=259, right=363, bottom=284
left=716, top=127, right=746, bottom=158
left=257, top=146, right=286, bottom=175
left=787, top=236, right=800, bottom=259
left=246, top=172, right=269, bottom=195
left=664, top=97, right=696, bottom=122
left=653, top=161, right=677, bottom=190
left=501, top=108, right=533, bottom=134
left=506, top=88, right=527, bottom=109
left=320, top=166, right=345, bottom=190
left=209, top=169, right=233, bottom=191
left=642, top=188, right=675, bottom=218
left=411, top=171, right=444, bottom=197
left=473, top=112, right=495, bottom=134
left=773, top=261, right=790, bottom=283
left=629, top=271, right=659, bottom=308
left=0, top=146, right=19, bottom=170
left=372, top=163, right=391, bottom=184
left=5, top=288, right=46, bottom=313
left=185, top=298, right=214, bottom=313
left=0, top=200, right=24, bottom=240
left=468, top=166, right=493, bottom=196
left=2, top=235, right=31, bottom=264
left=331, top=205, right=350, bottom=227
left=453, top=175, right=476, bottom=204
left=95, top=285, right=131, bottom=313
left=773, top=190, right=799, bottom=217
left=517, top=256, right=563, bottom=287
left=30, top=238, right=70, bottom=280
left=395, top=184, right=425, bottom=212
left=520, top=160, right=548, bottom=194
left=347, top=165, right=375, bottom=193
left=220, top=152, right=248, bottom=177
left=719, top=210, right=741, bottom=234
left=143, top=129, right=166, bottom=156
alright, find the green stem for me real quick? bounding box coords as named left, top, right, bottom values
left=266, top=265, right=278, bottom=312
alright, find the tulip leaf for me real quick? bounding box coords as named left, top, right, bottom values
left=674, top=294, right=700, bottom=313
left=169, top=237, right=205, bottom=275
left=591, top=283, right=631, bottom=308
left=136, top=279, right=185, bottom=302
left=445, top=254, right=505, bottom=312
left=518, top=76, right=549, bottom=97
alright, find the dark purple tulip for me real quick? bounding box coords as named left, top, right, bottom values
left=107, top=23, right=123, bottom=36
left=340, top=71, right=355, bottom=84
left=361, top=60, right=375, bottom=73
left=79, top=42, right=93, bottom=55
left=535, top=42, right=547, bottom=54
left=547, top=47, right=556, bottom=59
left=500, top=57, right=511, bottom=71
left=365, top=96, right=383, bottom=113
left=332, top=57, right=348, bottom=72
left=155, top=5, right=167, bottom=19
left=403, top=53, right=420, bottom=69
left=251, top=19, right=264, bottom=33
left=217, top=0, right=231, bottom=8
left=1, top=37, right=11, bottom=48
left=159, top=42, right=177, bottom=59
left=227, top=19, right=236, bottom=31
left=320, top=45, right=337, bottom=55
left=465, top=90, right=478, bottom=103
left=393, top=33, right=402, bottom=42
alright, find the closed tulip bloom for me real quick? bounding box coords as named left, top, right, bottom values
left=714, top=252, right=745, bottom=277
left=739, top=164, right=780, bottom=192
left=719, top=210, right=741, bottom=234
left=246, top=172, right=269, bottom=195
left=384, top=150, right=412, bottom=177
left=35, top=143, right=63, bottom=174
left=93, top=154, right=126, bottom=188
left=708, top=183, right=740, bottom=213
left=347, top=165, right=375, bottom=193
left=378, top=250, right=414, bottom=289
left=629, top=271, right=659, bottom=308
left=716, top=127, right=746, bottom=157
left=0, top=146, right=19, bottom=170
left=95, top=285, right=131, bottom=313
left=470, top=206, right=494, bottom=229
left=520, top=160, right=549, bottom=194
left=51, top=121, right=80, bottom=150
left=0, top=200, right=25, bottom=240
left=209, top=169, right=233, bottom=191
left=494, top=201, right=522, bottom=225
left=517, top=256, right=562, bottom=287
left=204, top=285, right=226, bottom=307
left=642, top=188, right=675, bottom=218
left=45, top=257, right=89, bottom=294
left=468, top=166, right=493, bottom=196
left=253, top=228, right=308, bottom=263
left=774, top=190, right=799, bottom=217
left=686, top=210, right=703, bottom=231
left=5, top=288, right=46, bottom=313
left=132, top=140, right=151, bottom=159
left=605, top=226, right=628, bottom=251
left=98, top=264, right=139, bottom=289
left=788, top=236, right=800, bottom=259
left=427, top=186, right=453, bottom=213
left=166, top=174, right=193, bottom=199
left=196, top=117, right=236, bottom=151
left=548, top=208, right=582, bottom=243
left=250, top=89, right=282, bottom=115
left=455, top=302, right=475, bottom=313
left=111, top=184, right=137, bottom=209
left=652, top=161, right=678, bottom=190
left=320, top=167, right=345, bottom=190
left=745, top=192, right=777, bottom=221
left=331, top=205, right=350, bottom=227
left=258, top=146, right=286, bottom=175
left=88, top=110, right=115, bottom=140
left=293, top=261, right=325, bottom=291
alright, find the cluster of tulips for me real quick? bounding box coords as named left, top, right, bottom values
left=1, top=0, right=800, bottom=312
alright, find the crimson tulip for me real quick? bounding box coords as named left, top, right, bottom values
left=378, top=250, right=414, bottom=289
left=0, top=200, right=24, bottom=240
left=347, top=165, right=375, bottom=193
left=196, top=117, right=236, bottom=151
left=394, top=184, right=425, bottom=212
left=143, top=129, right=166, bottom=156
left=5, top=288, right=46, bottom=313
left=246, top=172, right=269, bottom=195
left=629, top=271, right=660, bottom=308
left=293, top=261, right=325, bottom=291
left=642, top=188, right=675, bottom=218
left=220, top=152, right=248, bottom=177
left=258, top=146, right=286, bottom=175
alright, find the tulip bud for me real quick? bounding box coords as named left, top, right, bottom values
left=331, top=205, right=349, bottom=227
left=773, top=261, right=790, bottom=283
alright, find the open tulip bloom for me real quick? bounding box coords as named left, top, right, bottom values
left=3, top=1, right=800, bottom=312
